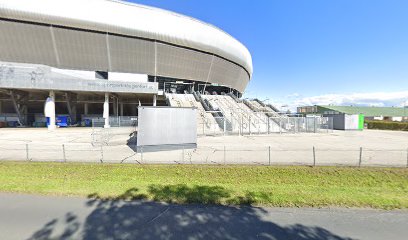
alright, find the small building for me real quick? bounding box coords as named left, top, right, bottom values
left=297, top=105, right=408, bottom=122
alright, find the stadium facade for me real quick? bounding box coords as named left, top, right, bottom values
left=0, top=0, right=252, bottom=128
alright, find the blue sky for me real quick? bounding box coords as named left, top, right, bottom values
left=128, top=0, right=408, bottom=108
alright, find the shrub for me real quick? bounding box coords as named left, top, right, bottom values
left=365, top=120, right=408, bottom=131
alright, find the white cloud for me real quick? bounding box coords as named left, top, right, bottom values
left=292, top=91, right=408, bottom=109
left=246, top=91, right=408, bottom=113
left=286, top=93, right=301, bottom=98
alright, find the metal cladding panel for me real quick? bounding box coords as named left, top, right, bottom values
left=157, top=43, right=212, bottom=81
left=209, top=57, right=247, bottom=91
left=0, top=20, right=56, bottom=66
left=0, top=19, right=249, bottom=92
left=0, top=0, right=252, bottom=75
left=344, top=114, right=360, bottom=130
left=53, top=28, right=109, bottom=70
left=358, top=114, right=364, bottom=130
left=137, top=107, right=197, bottom=147
left=108, top=35, right=155, bottom=74
left=236, top=68, right=250, bottom=92
left=332, top=114, right=345, bottom=130
left=332, top=114, right=360, bottom=130
left=0, top=0, right=253, bottom=93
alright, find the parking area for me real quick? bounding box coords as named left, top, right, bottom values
left=0, top=128, right=407, bottom=167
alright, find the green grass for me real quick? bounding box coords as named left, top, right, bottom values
left=0, top=162, right=407, bottom=209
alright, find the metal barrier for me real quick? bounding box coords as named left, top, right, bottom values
left=197, top=115, right=333, bottom=136
left=87, top=114, right=332, bottom=138
left=91, top=116, right=138, bottom=128
left=91, top=117, right=137, bottom=146
left=1, top=144, right=406, bottom=168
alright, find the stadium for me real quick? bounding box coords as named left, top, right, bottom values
left=0, top=2, right=407, bottom=237
left=0, top=0, right=261, bottom=130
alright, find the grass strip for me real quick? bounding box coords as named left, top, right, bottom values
left=0, top=162, right=407, bottom=209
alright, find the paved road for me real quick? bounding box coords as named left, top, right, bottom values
left=0, top=193, right=407, bottom=240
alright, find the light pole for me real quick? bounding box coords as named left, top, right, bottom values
left=242, top=90, right=256, bottom=100
left=281, top=104, right=289, bottom=114
left=260, top=98, right=270, bottom=110
left=260, top=98, right=270, bottom=103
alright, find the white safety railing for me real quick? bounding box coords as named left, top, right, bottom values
left=197, top=115, right=333, bottom=136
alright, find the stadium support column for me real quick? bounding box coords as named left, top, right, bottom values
left=103, top=93, right=110, bottom=128
left=10, top=90, right=24, bottom=126
left=113, top=96, right=118, bottom=117
left=65, top=93, right=77, bottom=124
left=84, top=103, right=88, bottom=115
left=46, top=91, right=56, bottom=130
left=153, top=95, right=157, bottom=107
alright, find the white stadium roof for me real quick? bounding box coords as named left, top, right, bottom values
left=0, top=0, right=253, bottom=76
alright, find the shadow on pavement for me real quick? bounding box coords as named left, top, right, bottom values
left=126, top=131, right=138, bottom=152
left=28, top=185, right=354, bottom=240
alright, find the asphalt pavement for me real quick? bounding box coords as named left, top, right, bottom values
left=0, top=193, right=407, bottom=240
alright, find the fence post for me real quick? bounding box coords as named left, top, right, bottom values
left=231, top=113, right=233, bottom=134
left=267, top=118, right=270, bottom=134
left=240, top=115, right=243, bottom=136
left=62, top=144, right=66, bottom=162
left=327, top=118, right=330, bottom=133
left=294, top=118, right=297, bottom=133
left=140, top=146, right=143, bottom=163
left=222, top=117, right=227, bottom=135
left=182, top=146, right=185, bottom=163
left=279, top=118, right=282, bottom=134
left=313, top=146, right=316, bottom=167
left=268, top=146, right=271, bottom=165
left=100, top=145, right=104, bottom=163
left=359, top=147, right=363, bottom=167
left=314, top=117, right=317, bottom=133
left=249, top=116, right=251, bottom=135
left=224, top=146, right=226, bottom=165
left=305, top=117, right=308, bottom=132
left=26, top=144, right=29, bottom=161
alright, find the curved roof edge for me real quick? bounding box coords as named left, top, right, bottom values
left=0, top=0, right=253, bottom=76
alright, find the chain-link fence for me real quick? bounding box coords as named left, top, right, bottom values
left=91, top=116, right=137, bottom=146
left=0, top=143, right=406, bottom=167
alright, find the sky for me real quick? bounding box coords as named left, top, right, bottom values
left=127, top=0, right=408, bottom=110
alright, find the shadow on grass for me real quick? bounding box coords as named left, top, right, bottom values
left=29, top=185, right=354, bottom=240
left=87, top=184, right=262, bottom=205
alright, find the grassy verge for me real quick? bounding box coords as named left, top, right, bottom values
left=0, top=162, right=407, bottom=209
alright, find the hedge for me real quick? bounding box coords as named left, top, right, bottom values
left=365, top=120, right=408, bottom=131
